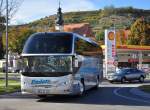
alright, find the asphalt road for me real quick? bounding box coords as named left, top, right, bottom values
left=0, top=81, right=150, bottom=110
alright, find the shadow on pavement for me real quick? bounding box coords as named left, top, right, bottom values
left=1, top=81, right=150, bottom=106
left=37, top=86, right=150, bottom=106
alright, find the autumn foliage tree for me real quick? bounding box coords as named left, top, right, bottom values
left=0, top=0, right=23, bottom=58
left=96, top=31, right=104, bottom=41
left=3, top=27, right=35, bottom=53
left=127, top=17, right=150, bottom=45
left=0, top=16, right=5, bottom=59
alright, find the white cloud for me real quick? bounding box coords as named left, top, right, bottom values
left=10, top=0, right=96, bottom=25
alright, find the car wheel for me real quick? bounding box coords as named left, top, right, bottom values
left=139, top=76, right=144, bottom=83
left=121, top=77, right=126, bottom=83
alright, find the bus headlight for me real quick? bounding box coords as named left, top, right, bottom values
left=55, top=81, right=70, bottom=87
left=61, top=81, right=69, bottom=86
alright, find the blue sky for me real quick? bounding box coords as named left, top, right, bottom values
left=11, top=0, right=150, bottom=25
left=93, top=0, right=150, bottom=9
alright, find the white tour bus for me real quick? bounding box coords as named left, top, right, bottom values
left=21, top=32, right=103, bottom=97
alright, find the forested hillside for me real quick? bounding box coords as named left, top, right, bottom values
left=1, top=6, right=150, bottom=55
left=28, top=6, right=150, bottom=33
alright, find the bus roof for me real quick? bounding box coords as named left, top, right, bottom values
left=31, top=32, right=99, bottom=46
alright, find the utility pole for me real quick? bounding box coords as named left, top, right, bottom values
left=5, top=0, right=8, bottom=88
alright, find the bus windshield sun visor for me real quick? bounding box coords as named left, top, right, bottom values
left=21, top=72, right=72, bottom=77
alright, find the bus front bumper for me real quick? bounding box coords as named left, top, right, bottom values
left=21, top=83, right=81, bottom=95
left=21, top=74, right=81, bottom=95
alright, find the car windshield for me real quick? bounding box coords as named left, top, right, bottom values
left=116, top=69, right=129, bottom=74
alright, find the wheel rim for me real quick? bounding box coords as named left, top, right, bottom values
left=140, top=77, right=144, bottom=82
left=122, top=78, right=125, bottom=83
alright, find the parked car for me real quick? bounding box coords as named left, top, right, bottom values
left=107, top=68, right=146, bottom=83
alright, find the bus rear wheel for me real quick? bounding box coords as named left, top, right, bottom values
left=94, top=76, right=99, bottom=89
left=79, top=80, right=85, bottom=96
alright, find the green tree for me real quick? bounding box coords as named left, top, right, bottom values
left=0, top=35, right=4, bottom=59
left=127, top=18, right=150, bottom=45
left=96, top=31, right=104, bottom=41
left=0, top=16, right=5, bottom=59
left=0, top=16, right=5, bottom=31
left=3, top=27, right=35, bottom=54
left=101, top=5, right=116, bottom=17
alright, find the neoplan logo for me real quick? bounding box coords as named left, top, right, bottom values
left=31, top=79, right=50, bottom=84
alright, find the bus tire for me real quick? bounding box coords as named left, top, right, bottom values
left=38, top=95, right=47, bottom=98
left=94, top=75, right=99, bottom=89
left=79, top=79, right=85, bottom=96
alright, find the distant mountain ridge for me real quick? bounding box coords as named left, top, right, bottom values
left=26, top=7, right=150, bottom=33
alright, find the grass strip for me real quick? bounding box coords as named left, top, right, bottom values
left=139, top=85, right=150, bottom=93
left=0, top=79, right=20, bottom=95
left=0, top=80, right=20, bottom=84
left=0, top=72, right=20, bottom=77
left=0, top=85, right=20, bottom=95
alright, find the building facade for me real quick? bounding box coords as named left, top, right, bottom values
left=102, top=45, right=150, bottom=76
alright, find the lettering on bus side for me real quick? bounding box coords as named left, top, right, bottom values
left=31, top=79, right=50, bottom=85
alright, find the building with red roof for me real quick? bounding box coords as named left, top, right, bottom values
left=64, top=23, right=95, bottom=38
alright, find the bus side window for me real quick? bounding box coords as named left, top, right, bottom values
left=75, top=37, right=82, bottom=54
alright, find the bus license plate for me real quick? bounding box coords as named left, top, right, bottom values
left=34, top=89, right=49, bottom=94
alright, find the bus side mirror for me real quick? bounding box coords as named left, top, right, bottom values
left=73, top=56, right=79, bottom=68
left=74, top=58, right=79, bottom=68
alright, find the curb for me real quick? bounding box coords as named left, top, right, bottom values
left=130, top=87, right=150, bottom=99
left=0, top=90, right=20, bottom=96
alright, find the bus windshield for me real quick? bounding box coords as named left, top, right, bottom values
left=21, top=56, right=72, bottom=77
left=22, top=33, right=73, bottom=54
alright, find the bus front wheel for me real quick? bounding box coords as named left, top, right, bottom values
left=38, top=95, right=47, bottom=98
left=79, top=79, right=85, bottom=96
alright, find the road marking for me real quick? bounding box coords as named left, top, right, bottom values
left=113, top=87, right=150, bottom=104
left=130, top=88, right=150, bottom=99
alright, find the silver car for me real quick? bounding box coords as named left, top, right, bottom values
left=107, top=68, right=146, bottom=83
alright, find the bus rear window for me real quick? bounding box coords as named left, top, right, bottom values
left=23, top=33, right=73, bottom=54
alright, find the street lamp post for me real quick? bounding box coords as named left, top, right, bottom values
left=5, top=0, right=8, bottom=88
